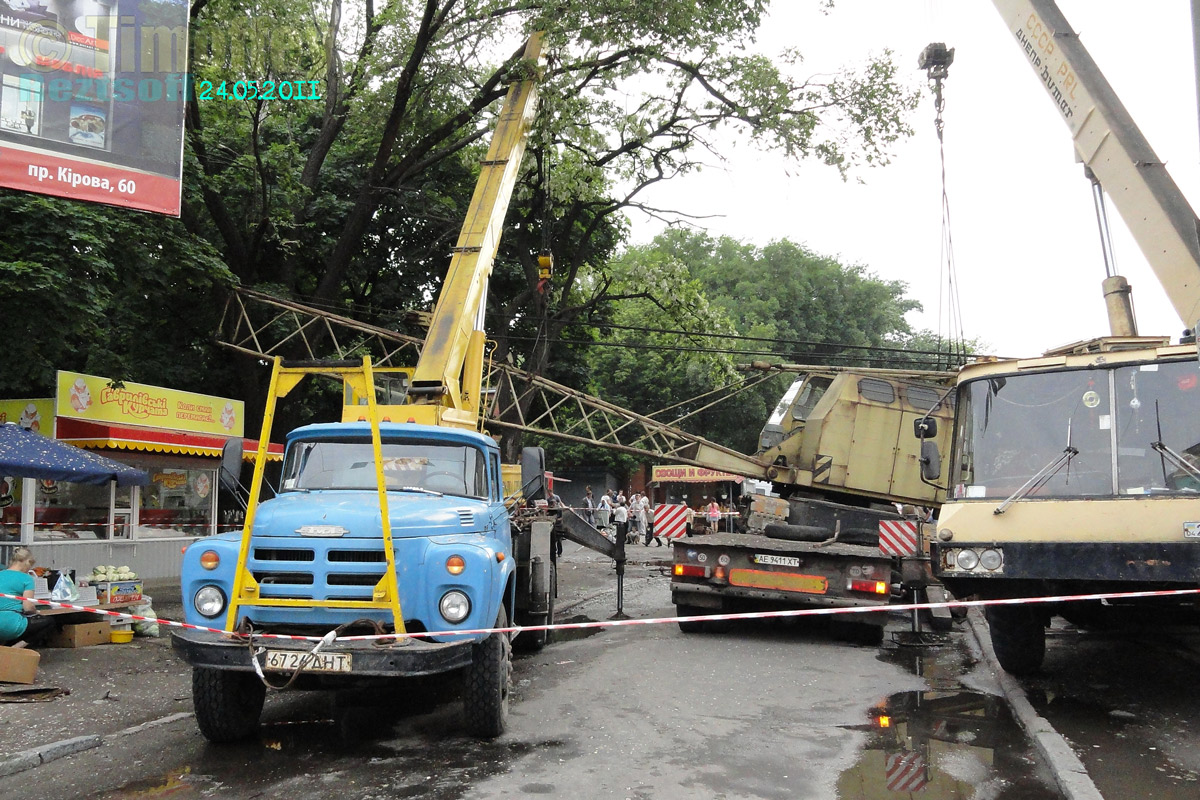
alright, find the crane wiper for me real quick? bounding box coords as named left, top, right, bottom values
left=993, top=447, right=1079, bottom=515
left=1150, top=400, right=1200, bottom=487
left=1149, top=441, right=1200, bottom=483
left=995, top=419, right=1078, bottom=515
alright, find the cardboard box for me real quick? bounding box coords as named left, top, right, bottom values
left=0, top=646, right=40, bottom=684
left=95, top=580, right=143, bottom=604
left=44, top=620, right=112, bottom=648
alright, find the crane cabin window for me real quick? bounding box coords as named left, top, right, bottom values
left=857, top=378, right=896, bottom=404
left=791, top=376, right=832, bottom=421
left=904, top=386, right=948, bottom=413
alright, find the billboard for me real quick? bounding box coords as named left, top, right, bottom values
left=650, top=465, right=744, bottom=484
left=56, top=370, right=245, bottom=437
left=0, top=0, right=188, bottom=215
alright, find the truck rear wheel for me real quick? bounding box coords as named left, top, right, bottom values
left=192, top=667, right=266, bottom=743
left=464, top=606, right=512, bottom=738
left=985, top=605, right=1046, bottom=675
left=676, top=603, right=730, bottom=634
left=515, top=561, right=556, bottom=654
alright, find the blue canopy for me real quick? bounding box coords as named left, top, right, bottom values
left=0, top=423, right=149, bottom=487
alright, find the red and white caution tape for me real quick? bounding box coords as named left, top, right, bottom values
left=6, top=587, right=1200, bottom=644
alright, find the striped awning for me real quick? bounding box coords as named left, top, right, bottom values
left=55, top=418, right=283, bottom=461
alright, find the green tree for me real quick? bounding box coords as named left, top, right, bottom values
left=182, top=0, right=920, bottom=385
left=579, top=230, right=932, bottom=456
left=0, top=193, right=233, bottom=397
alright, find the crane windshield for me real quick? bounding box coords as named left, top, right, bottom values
left=952, top=360, right=1200, bottom=500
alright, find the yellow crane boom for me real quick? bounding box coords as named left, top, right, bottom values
left=407, top=34, right=544, bottom=429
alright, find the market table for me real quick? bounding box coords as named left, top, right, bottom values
left=36, top=599, right=139, bottom=617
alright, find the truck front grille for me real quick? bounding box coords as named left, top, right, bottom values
left=328, top=573, right=385, bottom=586
left=254, top=548, right=315, bottom=561
left=252, top=571, right=314, bottom=585
left=328, top=550, right=387, bottom=562
left=249, top=542, right=391, bottom=602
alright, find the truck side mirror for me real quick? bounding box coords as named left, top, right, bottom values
left=219, top=439, right=244, bottom=492
left=920, top=440, right=942, bottom=481
left=914, top=417, right=938, bottom=439
left=520, top=446, right=546, bottom=502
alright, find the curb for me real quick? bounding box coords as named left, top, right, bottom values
left=0, top=712, right=194, bottom=778
left=966, top=609, right=1104, bottom=800
left=0, top=734, right=101, bottom=778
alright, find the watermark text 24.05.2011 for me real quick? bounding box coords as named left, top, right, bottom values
left=197, top=80, right=323, bottom=101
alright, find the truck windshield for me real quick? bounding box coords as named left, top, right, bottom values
left=280, top=440, right=488, bottom=498
left=951, top=360, right=1200, bottom=500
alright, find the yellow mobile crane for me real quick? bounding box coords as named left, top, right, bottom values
left=921, top=0, right=1200, bottom=674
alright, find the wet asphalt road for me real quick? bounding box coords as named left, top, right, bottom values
left=11, top=548, right=1067, bottom=800
left=14, top=547, right=1200, bottom=799
left=1016, top=613, right=1200, bottom=800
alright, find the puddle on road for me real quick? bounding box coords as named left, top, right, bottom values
left=834, top=636, right=1064, bottom=799
left=837, top=689, right=1061, bottom=800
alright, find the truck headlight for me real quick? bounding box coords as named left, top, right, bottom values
left=979, top=548, right=1003, bottom=571
left=439, top=590, right=470, bottom=623
left=194, top=585, right=226, bottom=618
left=955, top=549, right=979, bottom=571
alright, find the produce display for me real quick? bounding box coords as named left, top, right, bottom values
left=90, top=565, right=139, bottom=583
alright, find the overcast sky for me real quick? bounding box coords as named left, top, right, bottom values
left=627, top=1, right=1200, bottom=358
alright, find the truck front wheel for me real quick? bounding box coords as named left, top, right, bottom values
left=985, top=605, right=1046, bottom=675
left=192, top=667, right=266, bottom=743
left=464, top=606, right=512, bottom=738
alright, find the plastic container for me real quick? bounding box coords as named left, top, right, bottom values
left=110, top=629, right=134, bottom=644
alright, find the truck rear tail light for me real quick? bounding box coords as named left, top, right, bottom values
left=848, top=579, right=888, bottom=595
left=673, top=564, right=709, bottom=578
left=713, top=566, right=728, bottom=582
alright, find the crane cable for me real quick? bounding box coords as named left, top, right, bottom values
left=920, top=43, right=968, bottom=370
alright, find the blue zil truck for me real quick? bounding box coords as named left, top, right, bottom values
left=172, top=361, right=556, bottom=742
left=172, top=35, right=560, bottom=742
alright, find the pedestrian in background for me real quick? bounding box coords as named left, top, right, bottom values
left=632, top=493, right=646, bottom=542
left=707, top=499, right=721, bottom=533
left=685, top=504, right=695, bottom=537
left=613, top=499, right=630, bottom=545
left=597, top=491, right=612, bottom=532
left=583, top=486, right=596, bottom=527
left=644, top=502, right=663, bottom=547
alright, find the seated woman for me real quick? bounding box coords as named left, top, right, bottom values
left=0, top=547, right=55, bottom=647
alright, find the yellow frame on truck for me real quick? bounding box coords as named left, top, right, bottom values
left=224, top=356, right=406, bottom=633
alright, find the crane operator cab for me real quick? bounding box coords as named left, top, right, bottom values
left=757, top=374, right=834, bottom=453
